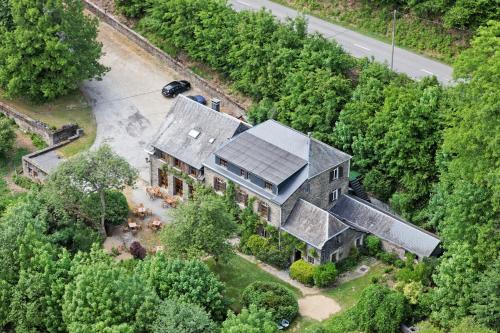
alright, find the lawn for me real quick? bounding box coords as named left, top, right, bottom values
left=207, top=254, right=301, bottom=312
left=1, top=90, right=96, bottom=157
left=324, top=262, right=388, bottom=310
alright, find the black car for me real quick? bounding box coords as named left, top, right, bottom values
left=187, top=95, right=207, bottom=105
left=161, top=80, right=191, bottom=97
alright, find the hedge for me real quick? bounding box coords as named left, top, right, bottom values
left=289, top=259, right=315, bottom=286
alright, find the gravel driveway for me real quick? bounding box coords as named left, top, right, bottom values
left=81, top=22, right=205, bottom=181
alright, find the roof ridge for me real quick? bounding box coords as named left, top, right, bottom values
left=178, top=94, right=252, bottom=127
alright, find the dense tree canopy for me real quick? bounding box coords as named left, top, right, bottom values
left=0, top=116, right=15, bottom=158
left=152, top=299, right=217, bottom=333
left=162, top=187, right=237, bottom=262
left=222, top=305, right=278, bottom=333
left=0, top=0, right=108, bottom=101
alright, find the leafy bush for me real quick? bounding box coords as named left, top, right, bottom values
left=242, top=281, right=298, bottom=322
left=28, top=132, right=48, bottom=150
left=115, top=0, right=152, bottom=19
left=49, top=223, right=103, bottom=253
left=336, top=246, right=361, bottom=273
left=130, top=241, right=147, bottom=260
left=222, top=305, right=277, bottom=333
left=12, top=174, right=35, bottom=189
left=313, top=263, right=338, bottom=287
left=245, top=234, right=269, bottom=257
left=152, top=299, right=216, bottom=333
left=82, top=190, right=129, bottom=226
left=0, top=116, right=15, bottom=157
left=289, top=259, right=315, bottom=286
left=364, top=235, right=381, bottom=256
left=377, top=252, right=399, bottom=265
left=256, top=246, right=290, bottom=270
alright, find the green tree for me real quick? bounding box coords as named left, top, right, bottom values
left=135, top=254, right=227, bottom=321
left=62, top=248, right=158, bottom=332
left=152, top=299, right=217, bottom=333
left=0, top=116, right=15, bottom=157
left=0, top=0, right=12, bottom=29
left=49, top=145, right=137, bottom=236
left=0, top=0, right=108, bottom=101
left=471, top=259, right=500, bottom=330
left=222, top=305, right=277, bottom=333
left=162, top=187, right=237, bottom=262
left=430, top=22, right=499, bottom=328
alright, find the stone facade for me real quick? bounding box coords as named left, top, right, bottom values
left=319, top=229, right=364, bottom=264
left=381, top=240, right=407, bottom=259
left=204, top=167, right=282, bottom=227
left=149, top=149, right=200, bottom=200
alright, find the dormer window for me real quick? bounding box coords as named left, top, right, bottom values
left=240, top=169, right=249, bottom=179
left=219, top=158, right=228, bottom=168
left=264, top=181, right=273, bottom=191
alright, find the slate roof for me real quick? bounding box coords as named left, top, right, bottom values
left=282, top=199, right=350, bottom=249
left=331, top=195, right=440, bottom=258
left=147, top=95, right=249, bottom=169
left=207, top=120, right=351, bottom=204
left=215, top=131, right=308, bottom=185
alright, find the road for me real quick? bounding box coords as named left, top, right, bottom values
left=81, top=22, right=206, bottom=181
left=229, top=0, right=453, bottom=84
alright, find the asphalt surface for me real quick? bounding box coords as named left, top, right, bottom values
left=81, top=22, right=205, bottom=181
left=229, top=0, right=453, bottom=84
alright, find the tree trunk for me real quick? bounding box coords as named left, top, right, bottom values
left=99, top=190, right=107, bottom=237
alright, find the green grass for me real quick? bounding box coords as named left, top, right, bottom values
left=1, top=90, right=96, bottom=157
left=324, top=262, right=388, bottom=310
left=207, top=255, right=301, bottom=312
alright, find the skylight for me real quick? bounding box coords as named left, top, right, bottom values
left=209, top=138, right=215, bottom=144
left=188, top=129, right=200, bottom=139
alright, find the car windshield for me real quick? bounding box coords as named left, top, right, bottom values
left=164, top=82, right=178, bottom=89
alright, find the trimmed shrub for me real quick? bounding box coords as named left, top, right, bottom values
left=130, top=241, right=146, bottom=260
left=245, top=234, right=268, bottom=257
left=256, top=245, right=291, bottom=270
left=313, top=263, right=338, bottom=287
left=289, top=259, right=315, bottom=286
left=242, top=281, right=298, bottom=323
left=364, top=235, right=381, bottom=256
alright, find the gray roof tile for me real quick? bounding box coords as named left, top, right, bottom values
left=147, top=95, right=249, bottom=169
left=283, top=199, right=349, bottom=249
left=331, top=195, right=440, bottom=257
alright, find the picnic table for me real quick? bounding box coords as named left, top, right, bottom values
left=128, top=221, right=138, bottom=231
left=162, top=196, right=178, bottom=208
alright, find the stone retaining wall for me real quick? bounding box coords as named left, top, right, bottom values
left=0, top=101, right=79, bottom=145
left=82, top=0, right=247, bottom=119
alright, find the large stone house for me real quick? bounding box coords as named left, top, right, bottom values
left=147, top=95, right=441, bottom=265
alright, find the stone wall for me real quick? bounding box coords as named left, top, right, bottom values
left=0, top=101, right=79, bottom=145
left=82, top=0, right=246, bottom=119
left=320, top=228, right=364, bottom=264
left=381, top=239, right=407, bottom=259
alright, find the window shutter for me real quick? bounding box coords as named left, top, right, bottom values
left=338, top=188, right=342, bottom=195
left=339, top=166, right=343, bottom=178
left=329, top=192, right=333, bottom=203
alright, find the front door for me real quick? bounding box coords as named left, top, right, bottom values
left=294, top=250, right=302, bottom=262
left=174, top=177, right=183, bottom=196
left=158, top=169, right=168, bottom=188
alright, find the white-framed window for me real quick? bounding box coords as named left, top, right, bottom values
left=329, top=188, right=340, bottom=203
left=307, top=256, right=315, bottom=264
left=331, top=250, right=339, bottom=263
left=355, top=236, right=363, bottom=247
left=329, top=167, right=339, bottom=182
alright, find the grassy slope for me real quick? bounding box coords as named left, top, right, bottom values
left=324, top=262, right=388, bottom=310
left=208, top=255, right=301, bottom=312
left=272, top=0, right=470, bottom=64
left=1, top=90, right=96, bottom=157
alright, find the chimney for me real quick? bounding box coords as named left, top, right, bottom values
left=211, top=98, right=221, bottom=112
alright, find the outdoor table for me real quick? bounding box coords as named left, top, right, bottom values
left=128, top=222, right=138, bottom=230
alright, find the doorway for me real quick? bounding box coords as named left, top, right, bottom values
left=294, top=249, right=302, bottom=262
left=174, top=177, right=183, bottom=196
left=158, top=169, right=168, bottom=188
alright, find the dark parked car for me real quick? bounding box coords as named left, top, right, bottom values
left=161, top=80, right=191, bottom=97
left=187, top=95, right=207, bottom=105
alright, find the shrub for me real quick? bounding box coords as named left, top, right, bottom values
left=152, top=299, right=216, bottom=333
left=256, top=245, right=291, bottom=270
left=12, top=174, right=36, bottom=189
left=245, top=234, right=268, bottom=257
left=115, top=0, right=152, bottom=18
left=0, top=116, right=15, bottom=157
left=242, top=281, right=299, bottom=323
left=222, top=305, right=277, bottom=332
left=364, top=235, right=381, bottom=256
left=28, top=132, right=48, bottom=150
left=289, top=259, right=315, bottom=286
left=377, top=252, right=399, bottom=265
left=313, top=263, right=338, bottom=287
left=130, top=241, right=146, bottom=260
left=337, top=246, right=361, bottom=273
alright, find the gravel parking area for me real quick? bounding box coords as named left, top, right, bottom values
left=82, top=21, right=207, bottom=181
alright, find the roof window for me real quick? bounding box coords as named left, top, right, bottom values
left=188, top=129, right=200, bottom=139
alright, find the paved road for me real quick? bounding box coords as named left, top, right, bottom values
left=230, top=0, right=453, bottom=84
left=81, top=22, right=206, bottom=181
